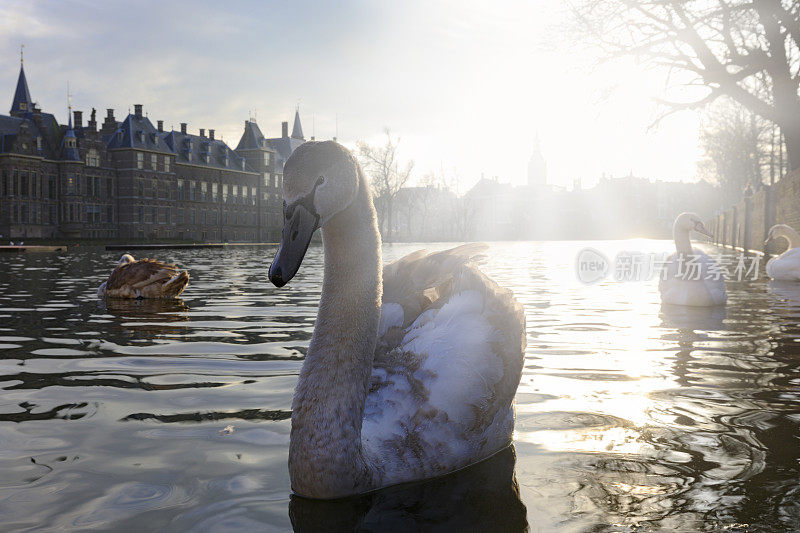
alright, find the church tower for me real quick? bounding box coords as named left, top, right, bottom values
left=527, top=135, right=547, bottom=187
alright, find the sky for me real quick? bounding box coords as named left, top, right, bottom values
left=0, top=0, right=705, bottom=191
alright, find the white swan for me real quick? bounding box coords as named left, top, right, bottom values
left=659, top=212, right=727, bottom=307
left=98, top=254, right=189, bottom=299
left=268, top=141, right=525, bottom=499
left=765, top=224, right=800, bottom=281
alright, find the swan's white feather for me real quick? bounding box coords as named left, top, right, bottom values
left=766, top=247, right=800, bottom=281
left=659, top=249, right=727, bottom=307
left=362, top=245, right=525, bottom=486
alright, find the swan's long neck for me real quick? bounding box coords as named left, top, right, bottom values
left=289, top=171, right=382, bottom=498
left=777, top=226, right=800, bottom=249
left=674, top=226, right=693, bottom=255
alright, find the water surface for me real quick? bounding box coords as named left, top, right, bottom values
left=1, top=241, right=798, bottom=531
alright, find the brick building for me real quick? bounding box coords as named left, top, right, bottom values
left=0, top=60, right=304, bottom=241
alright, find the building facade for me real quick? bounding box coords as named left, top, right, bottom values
left=0, top=61, right=305, bottom=241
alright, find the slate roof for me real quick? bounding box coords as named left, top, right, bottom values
left=0, top=112, right=62, bottom=159
left=266, top=135, right=305, bottom=165
left=106, top=113, right=173, bottom=153
left=162, top=130, right=254, bottom=172
left=235, top=120, right=269, bottom=151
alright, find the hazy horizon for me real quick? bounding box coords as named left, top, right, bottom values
left=0, top=0, right=705, bottom=191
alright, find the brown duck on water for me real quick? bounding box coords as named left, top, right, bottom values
left=97, top=254, right=189, bottom=299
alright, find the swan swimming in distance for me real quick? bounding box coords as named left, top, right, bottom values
left=98, top=254, right=189, bottom=299
left=765, top=224, right=800, bottom=281
left=268, top=141, right=525, bottom=499
left=659, top=212, right=727, bottom=307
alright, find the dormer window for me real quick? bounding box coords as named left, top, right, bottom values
left=19, top=102, right=27, bottom=111
left=241, top=159, right=245, bottom=170
left=117, top=130, right=123, bottom=142
left=36, top=136, right=42, bottom=151
left=138, top=131, right=145, bottom=143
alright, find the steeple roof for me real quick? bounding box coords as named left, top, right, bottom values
left=291, top=108, right=304, bottom=140
left=10, top=65, right=33, bottom=116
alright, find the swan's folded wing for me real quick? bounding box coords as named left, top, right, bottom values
left=379, top=243, right=488, bottom=333
left=366, top=247, right=525, bottom=483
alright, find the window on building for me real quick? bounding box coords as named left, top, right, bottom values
left=106, top=205, right=113, bottom=223
left=232, top=185, right=238, bottom=204
left=151, top=154, right=157, bottom=170
left=164, top=157, right=170, bottom=173
left=152, top=179, right=158, bottom=198
left=189, top=181, right=196, bottom=201
left=165, top=208, right=171, bottom=225
left=65, top=175, right=75, bottom=195
left=189, top=209, right=195, bottom=224
left=86, top=204, right=100, bottom=224
left=178, top=208, right=184, bottom=224
left=86, top=149, right=100, bottom=167
left=106, top=178, right=113, bottom=198
left=264, top=153, right=270, bottom=166
left=20, top=172, right=28, bottom=196
left=201, top=210, right=207, bottom=225
left=138, top=206, right=144, bottom=223
left=49, top=205, right=56, bottom=225
left=222, top=184, right=229, bottom=203
left=212, top=182, right=218, bottom=202
left=48, top=175, right=56, bottom=200
left=138, top=179, right=144, bottom=198
left=201, top=181, right=207, bottom=202
left=137, top=152, right=144, bottom=169
left=152, top=206, right=158, bottom=224
left=212, top=210, right=218, bottom=225
left=177, top=179, right=184, bottom=201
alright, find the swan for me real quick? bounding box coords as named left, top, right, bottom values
left=97, top=254, right=189, bottom=299
left=659, top=212, right=727, bottom=307
left=268, top=141, right=525, bottom=499
left=765, top=224, right=800, bottom=281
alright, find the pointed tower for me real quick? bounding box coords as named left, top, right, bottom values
left=61, top=90, right=80, bottom=161
left=10, top=62, right=33, bottom=117
left=291, top=107, right=304, bottom=140
left=527, top=134, right=547, bottom=187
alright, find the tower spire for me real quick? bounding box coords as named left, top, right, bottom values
left=10, top=56, right=33, bottom=116
left=291, top=105, right=304, bottom=140
left=20, top=44, right=24, bottom=66
left=67, top=82, right=73, bottom=129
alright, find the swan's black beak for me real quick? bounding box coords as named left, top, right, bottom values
left=269, top=205, right=319, bottom=288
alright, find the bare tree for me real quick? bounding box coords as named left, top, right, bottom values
left=573, top=0, right=800, bottom=169
left=698, top=97, right=770, bottom=204
left=357, top=130, right=414, bottom=242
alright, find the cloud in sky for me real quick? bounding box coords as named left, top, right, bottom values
left=0, top=0, right=703, bottom=190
